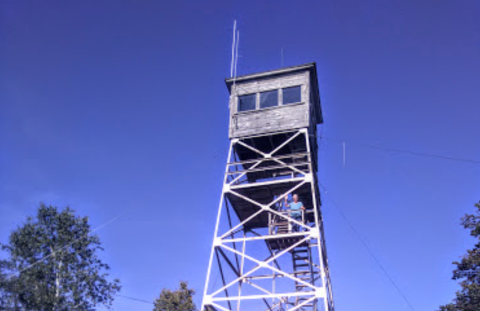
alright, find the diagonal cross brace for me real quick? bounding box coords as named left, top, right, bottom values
left=210, top=236, right=313, bottom=297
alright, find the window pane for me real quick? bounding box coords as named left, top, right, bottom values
left=283, top=86, right=302, bottom=105
left=260, top=90, right=278, bottom=109
left=238, top=94, right=256, bottom=112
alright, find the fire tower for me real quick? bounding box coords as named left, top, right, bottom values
left=201, top=63, right=334, bottom=311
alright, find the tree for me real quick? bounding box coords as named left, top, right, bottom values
left=0, top=203, right=121, bottom=310
left=440, top=201, right=480, bottom=311
left=153, top=281, right=197, bottom=311
left=0, top=265, right=13, bottom=310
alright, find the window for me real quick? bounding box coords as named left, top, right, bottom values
left=260, top=90, right=278, bottom=109
left=238, top=87, right=302, bottom=112
left=283, top=86, right=302, bottom=105
left=238, top=94, right=256, bottom=112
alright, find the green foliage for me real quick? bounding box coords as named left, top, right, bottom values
left=0, top=203, right=121, bottom=310
left=440, top=201, right=480, bottom=311
left=153, top=281, right=197, bottom=311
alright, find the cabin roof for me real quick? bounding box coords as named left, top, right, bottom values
left=225, top=62, right=323, bottom=124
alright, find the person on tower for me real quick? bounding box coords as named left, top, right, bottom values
left=284, top=194, right=305, bottom=232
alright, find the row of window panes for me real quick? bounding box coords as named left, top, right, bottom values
left=238, top=86, right=302, bottom=112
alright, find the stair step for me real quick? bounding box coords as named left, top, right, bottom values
left=297, top=271, right=318, bottom=275
left=294, top=270, right=311, bottom=274
left=292, top=250, right=308, bottom=254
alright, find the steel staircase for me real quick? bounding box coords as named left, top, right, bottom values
left=292, top=246, right=316, bottom=310
left=269, top=212, right=317, bottom=310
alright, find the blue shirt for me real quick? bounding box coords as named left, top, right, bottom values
left=288, top=201, right=303, bottom=218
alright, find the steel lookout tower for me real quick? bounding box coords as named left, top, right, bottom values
left=201, top=63, right=334, bottom=311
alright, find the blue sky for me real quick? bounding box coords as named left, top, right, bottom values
left=1, top=1, right=479, bottom=310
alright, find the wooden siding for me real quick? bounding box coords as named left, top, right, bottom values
left=230, top=103, right=309, bottom=138
left=232, top=72, right=306, bottom=96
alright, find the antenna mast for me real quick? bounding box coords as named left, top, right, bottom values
left=230, top=20, right=237, bottom=78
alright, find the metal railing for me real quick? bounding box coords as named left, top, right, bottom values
left=268, top=208, right=306, bottom=235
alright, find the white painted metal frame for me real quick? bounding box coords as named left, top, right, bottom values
left=201, top=129, right=334, bottom=311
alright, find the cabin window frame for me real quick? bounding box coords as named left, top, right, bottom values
left=237, top=93, right=257, bottom=112
left=235, top=84, right=304, bottom=114
left=281, top=85, right=303, bottom=106
left=259, top=89, right=279, bottom=109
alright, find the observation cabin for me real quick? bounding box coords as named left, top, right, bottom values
left=224, top=63, right=323, bottom=242
left=226, top=62, right=322, bottom=139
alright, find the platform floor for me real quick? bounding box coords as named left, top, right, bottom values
left=266, top=235, right=309, bottom=250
